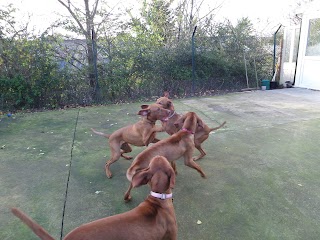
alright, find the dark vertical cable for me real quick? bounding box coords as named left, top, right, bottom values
left=60, top=108, right=80, bottom=240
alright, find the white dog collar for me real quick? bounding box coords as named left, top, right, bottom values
left=150, top=191, right=173, bottom=200
left=167, top=111, right=176, bottom=119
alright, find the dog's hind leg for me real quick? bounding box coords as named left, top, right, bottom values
left=183, top=154, right=206, bottom=178
left=193, top=144, right=206, bottom=161
left=105, top=142, right=123, bottom=178
left=120, top=142, right=133, bottom=160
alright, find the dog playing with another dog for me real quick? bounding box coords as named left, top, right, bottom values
left=124, top=111, right=207, bottom=202
left=11, top=155, right=177, bottom=240
left=91, top=103, right=170, bottom=178
left=156, top=92, right=226, bottom=161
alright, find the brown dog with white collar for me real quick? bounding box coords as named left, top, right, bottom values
left=11, top=155, right=177, bottom=240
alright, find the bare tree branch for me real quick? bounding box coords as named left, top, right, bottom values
left=57, top=0, right=87, bottom=35
left=91, top=0, right=100, bottom=17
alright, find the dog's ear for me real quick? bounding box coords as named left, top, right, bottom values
left=138, top=108, right=150, bottom=116
left=163, top=91, right=169, bottom=98
left=197, top=115, right=204, bottom=128
left=140, top=104, right=149, bottom=109
left=167, top=166, right=176, bottom=189
left=132, top=168, right=152, bottom=188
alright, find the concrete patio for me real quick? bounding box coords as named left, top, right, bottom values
left=1, top=88, right=320, bottom=239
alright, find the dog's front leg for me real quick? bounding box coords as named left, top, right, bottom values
left=124, top=182, right=133, bottom=202
left=143, top=130, right=158, bottom=146
left=144, top=125, right=165, bottom=145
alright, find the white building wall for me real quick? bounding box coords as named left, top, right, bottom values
left=295, top=6, right=320, bottom=90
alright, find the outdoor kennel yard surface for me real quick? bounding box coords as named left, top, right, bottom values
left=1, top=88, right=320, bottom=240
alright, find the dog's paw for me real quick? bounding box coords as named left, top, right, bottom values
left=124, top=195, right=132, bottom=203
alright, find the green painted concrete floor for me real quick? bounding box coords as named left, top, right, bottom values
left=1, top=88, right=320, bottom=240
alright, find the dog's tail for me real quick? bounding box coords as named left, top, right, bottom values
left=210, top=121, right=226, bottom=132
left=91, top=128, right=110, bottom=138
left=11, top=208, right=55, bottom=240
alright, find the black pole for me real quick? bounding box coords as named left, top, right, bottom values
left=293, top=23, right=302, bottom=86
left=273, top=25, right=282, bottom=76
left=92, top=29, right=100, bottom=98
left=192, top=26, right=197, bottom=95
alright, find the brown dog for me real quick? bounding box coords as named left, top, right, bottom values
left=156, top=92, right=226, bottom=161
left=124, top=112, right=206, bottom=201
left=91, top=103, right=170, bottom=178
left=11, top=156, right=177, bottom=240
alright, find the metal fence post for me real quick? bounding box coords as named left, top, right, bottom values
left=92, top=29, right=100, bottom=101
left=192, top=26, right=197, bottom=95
